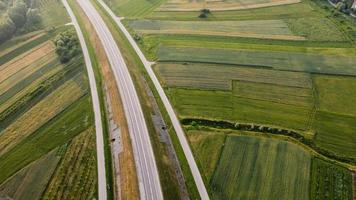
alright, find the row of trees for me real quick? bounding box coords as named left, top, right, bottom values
left=0, top=0, right=41, bottom=44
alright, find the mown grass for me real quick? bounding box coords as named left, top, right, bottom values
left=211, top=135, right=311, bottom=200
left=310, top=158, right=353, bottom=200
left=0, top=150, right=60, bottom=200
left=43, top=127, right=97, bottom=199
left=314, top=75, right=356, bottom=116
left=0, top=96, right=93, bottom=184
left=186, top=130, right=226, bottom=184
left=157, top=46, right=356, bottom=75
left=313, top=111, right=356, bottom=160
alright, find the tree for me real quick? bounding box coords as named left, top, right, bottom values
left=8, top=0, right=28, bottom=28
left=198, top=8, right=211, bottom=18
left=23, top=8, right=41, bottom=31
left=0, top=16, right=16, bottom=44
left=54, top=29, right=81, bottom=63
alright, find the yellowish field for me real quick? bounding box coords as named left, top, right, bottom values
left=0, top=78, right=85, bottom=156
left=0, top=42, right=55, bottom=83
left=157, top=0, right=300, bottom=11
left=128, top=20, right=305, bottom=40
left=0, top=63, right=63, bottom=114
left=0, top=52, right=57, bottom=96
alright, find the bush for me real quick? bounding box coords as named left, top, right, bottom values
left=54, top=29, right=81, bottom=63
left=198, top=8, right=211, bottom=18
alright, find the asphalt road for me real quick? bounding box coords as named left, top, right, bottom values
left=61, top=0, right=107, bottom=199
left=76, top=0, right=163, bottom=199
left=96, top=0, right=210, bottom=199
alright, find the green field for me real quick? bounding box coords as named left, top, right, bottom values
left=128, top=19, right=304, bottom=40
left=156, top=46, right=356, bottom=75
left=104, top=0, right=166, bottom=18
left=314, top=75, right=356, bottom=116
left=310, top=158, right=353, bottom=200
left=211, top=135, right=311, bottom=200
left=157, top=0, right=300, bottom=11
left=313, top=111, right=356, bottom=160
left=187, top=130, right=226, bottom=182
left=0, top=150, right=60, bottom=200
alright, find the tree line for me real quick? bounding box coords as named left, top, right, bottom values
left=0, top=0, right=41, bottom=44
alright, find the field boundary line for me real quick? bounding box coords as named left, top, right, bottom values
left=61, top=0, right=107, bottom=199
left=96, top=0, right=210, bottom=199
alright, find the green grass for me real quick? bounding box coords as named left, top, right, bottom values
left=157, top=46, right=356, bottom=75
left=136, top=34, right=354, bottom=61
left=154, top=62, right=312, bottom=90
left=186, top=130, right=226, bottom=183
left=232, top=81, right=314, bottom=108
left=0, top=150, right=60, bottom=200
left=0, top=96, right=93, bottom=184
left=211, top=135, right=311, bottom=200
left=310, top=158, right=353, bottom=200
left=128, top=19, right=300, bottom=40
left=104, top=0, right=166, bottom=18
left=313, top=111, right=356, bottom=160
left=167, top=88, right=312, bottom=130
left=314, top=75, right=356, bottom=116
left=38, top=0, right=70, bottom=27
left=285, top=17, right=346, bottom=41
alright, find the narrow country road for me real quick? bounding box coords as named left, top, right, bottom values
left=96, top=0, right=210, bottom=199
left=76, top=0, right=163, bottom=199
left=61, top=0, right=107, bottom=199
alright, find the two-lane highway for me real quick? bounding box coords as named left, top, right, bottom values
left=76, top=0, right=163, bottom=199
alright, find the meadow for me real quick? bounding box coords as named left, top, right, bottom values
left=211, top=135, right=311, bottom=200
left=103, top=0, right=165, bottom=18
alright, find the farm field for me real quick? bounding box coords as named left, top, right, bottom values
left=310, top=158, right=353, bottom=200
left=0, top=0, right=98, bottom=198
left=0, top=150, right=60, bottom=200
left=127, top=19, right=305, bottom=40
left=156, top=46, right=356, bottom=75
left=43, top=127, right=97, bottom=199
left=211, top=135, right=311, bottom=200
left=103, top=0, right=165, bottom=17
left=157, top=0, right=300, bottom=11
